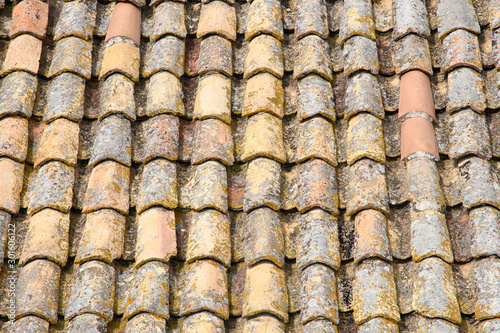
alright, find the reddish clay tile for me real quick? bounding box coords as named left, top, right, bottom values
left=243, top=261, right=288, bottom=321
left=65, top=260, right=115, bottom=321
left=135, top=207, right=176, bottom=267
left=301, top=264, right=339, bottom=324
left=184, top=38, right=201, bottom=77
left=197, top=1, right=236, bottom=41
left=297, top=159, right=338, bottom=214
left=20, top=208, right=70, bottom=267
left=243, top=157, right=281, bottom=212
left=100, top=42, right=140, bottom=82
left=354, top=209, right=392, bottom=264
left=186, top=209, right=231, bottom=267
left=227, top=164, right=246, bottom=211
left=142, top=114, right=179, bottom=163
left=441, top=29, right=482, bottom=74
left=123, top=261, right=170, bottom=320
left=146, top=71, right=185, bottom=117
left=9, top=0, right=49, bottom=39
left=35, top=118, right=79, bottom=168
left=0, top=116, right=28, bottom=163
left=245, top=207, right=284, bottom=267
left=194, top=73, right=231, bottom=124
left=16, top=259, right=61, bottom=323
left=241, top=113, right=285, bottom=163
left=105, top=2, right=141, bottom=45
left=136, top=158, right=177, bottom=213
left=398, top=70, right=435, bottom=120
left=0, top=158, right=24, bottom=214
left=0, top=34, right=43, bottom=76
left=242, top=73, right=284, bottom=119
left=76, top=209, right=125, bottom=264
left=245, top=0, right=283, bottom=42
left=192, top=119, right=234, bottom=166
left=83, top=160, right=130, bottom=215
left=400, top=117, right=439, bottom=159
left=179, top=259, right=229, bottom=319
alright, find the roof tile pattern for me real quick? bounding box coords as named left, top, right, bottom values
left=3, top=0, right=500, bottom=331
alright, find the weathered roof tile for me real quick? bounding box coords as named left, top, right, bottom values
left=437, top=0, right=480, bottom=39
left=35, top=118, right=79, bottom=168
left=296, top=116, right=336, bottom=165
left=447, top=67, right=486, bottom=113
left=9, top=0, right=48, bottom=39
left=105, top=2, right=141, bottom=45
left=198, top=1, right=236, bottom=41
left=245, top=0, right=283, bottom=41
left=354, top=209, right=392, bottom=264
left=82, top=160, right=130, bottom=215
left=392, top=34, right=433, bottom=75
left=179, top=259, right=229, bottom=319
left=196, top=35, right=232, bottom=77
left=344, top=36, right=379, bottom=76
left=243, top=262, right=288, bottom=321
left=241, top=113, right=285, bottom=163
left=407, top=156, right=445, bottom=211
left=339, top=0, right=376, bottom=44
left=100, top=41, right=139, bottom=82
left=54, top=0, right=97, bottom=41
left=392, top=0, right=430, bottom=41
left=346, top=113, right=385, bottom=165
left=295, top=0, right=328, bottom=39
left=125, top=313, right=166, bottom=333
left=469, top=206, right=500, bottom=258
left=244, top=34, right=283, bottom=79
left=1, top=34, right=43, bottom=76
left=16, top=259, right=60, bottom=323
left=194, top=73, right=231, bottom=123
left=94, top=2, right=113, bottom=38
left=294, top=35, right=332, bottom=81
left=376, top=34, right=395, bottom=75
left=296, top=74, right=335, bottom=122
left=0, top=116, right=28, bottom=163
left=9, top=316, right=50, bottom=333
left=49, top=37, right=92, bottom=79
left=146, top=71, right=184, bottom=117
left=45, top=72, right=85, bottom=123
left=243, top=157, right=281, bottom=211
left=400, top=313, right=460, bottom=332
left=448, top=108, right=491, bottom=160
left=100, top=74, right=136, bottom=121
left=89, top=115, right=131, bottom=168
left=301, top=264, right=339, bottom=324
left=143, top=37, right=184, bottom=79
left=192, top=119, right=234, bottom=166
left=474, top=257, right=500, bottom=320
left=345, top=72, right=385, bottom=120
left=411, top=209, right=453, bottom=263
left=29, top=161, right=74, bottom=215
left=460, top=157, right=500, bottom=209
left=0, top=71, right=37, bottom=119
left=297, top=159, right=338, bottom=214
left=151, top=1, right=187, bottom=41
left=442, top=29, right=482, bottom=73
left=65, top=260, right=115, bottom=322
left=242, top=73, right=283, bottom=119
left=180, top=311, right=225, bottom=332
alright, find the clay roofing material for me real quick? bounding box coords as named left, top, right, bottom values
left=1, top=0, right=500, bottom=331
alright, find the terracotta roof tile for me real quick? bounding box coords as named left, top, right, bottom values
left=145, top=72, right=184, bottom=117
left=407, top=156, right=445, bottom=211
left=44, top=72, right=86, bottom=123
left=29, top=161, right=74, bottom=215
left=352, top=259, right=400, bottom=324
left=100, top=41, right=139, bottom=82
left=99, top=73, right=136, bottom=121
left=244, top=207, right=284, bottom=267
left=345, top=72, right=384, bottom=120
left=48, top=36, right=92, bottom=79
left=242, top=73, right=283, bottom=119
left=392, top=34, right=433, bottom=75
left=180, top=311, right=225, bottom=331
left=294, top=35, right=332, bottom=81
left=65, top=260, right=115, bottom=322
left=469, top=206, right=500, bottom=258
left=412, top=257, right=461, bottom=323
left=339, top=0, right=375, bottom=43
left=410, top=209, right=453, bottom=262
left=54, top=0, right=97, bottom=41
left=244, top=34, right=283, bottom=79
left=447, top=67, right=486, bottom=113
left=243, top=262, right=288, bottom=321
left=296, top=74, right=335, bottom=121
left=179, top=259, right=229, bottom=319
left=400, top=313, right=459, bottom=332
left=185, top=209, right=230, bottom=266
left=192, top=119, right=234, bottom=165
left=297, top=209, right=340, bottom=270
left=178, top=161, right=228, bottom=212
left=82, top=160, right=130, bottom=214
left=0, top=71, right=37, bottom=119
left=88, top=115, right=131, bottom=168
left=1, top=34, right=43, bottom=76
left=20, top=207, right=69, bottom=266
left=35, top=118, right=79, bottom=168
left=16, top=259, right=60, bottom=323
left=296, top=116, right=336, bottom=165
left=9, top=0, right=48, bottom=39
left=136, top=158, right=177, bottom=212
left=460, top=157, right=500, bottom=209
left=437, top=0, right=480, bottom=39
left=245, top=0, right=283, bottom=41
left=196, top=35, right=232, bottom=77
left=124, top=312, right=166, bottom=332
left=105, top=2, right=141, bottom=45
left=354, top=209, right=392, bottom=264
left=0, top=116, right=28, bottom=163
left=346, top=113, right=385, bottom=165
left=242, top=157, right=280, bottom=211
left=400, top=117, right=439, bottom=159
left=442, top=29, right=482, bottom=74
left=343, top=36, right=379, bottom=76
left=386, top=159, right=409, bottom=205
left=75, top=208, right=125, bottom=264
left=197, top=1, right=236, bottom=41
left=194, top=73, right=231, bottom=123
left=295, top=0, right=328, bottom=39
left=297, top=159, right=338, bottom=214
left=9, top=316, right=50, bottom=332
left=392, top=0, right=430, bottom=41
left=241, top=113, right=285, bottom=163
left=449, top=108, right=491, bottom=160
left=151, top=1, right=187, bottom=41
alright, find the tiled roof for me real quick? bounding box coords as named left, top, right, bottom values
left=1, top=0, right=500, bottom=332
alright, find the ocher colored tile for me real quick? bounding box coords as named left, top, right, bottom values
left=301, top=264, right=339, bottom=324
left=180, top=311, right=225, bottom=332
left=339, top=0, right=376, bottom=43
left=296, top=117, right=336, bottom=165
left=243, top=157, right=281, bottom=212
left=100, top=42, right=140, bottom=82
left=100, top=74, right=136, bottom=121
left=244, top=34, right=283, bottom=79
left=346, top=113, right=385, bottom=165
left=245, top=0, right=283, bottom=42
left=146, top=71, right=185, bottom=117
left=241, top=113, right=285, bottom=163
left=242, top=73, right=284, bottom=119
left=294, top=35, right=333, bottom=81
left=194, top=73, right=232, bottom=124
left=197, top=1, right=236, bottom=41
left=35, top=118, right=79, bottom=168
left=48, top=37, right=92, bottom=79
left=0, top=116, right=28, bottom=162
